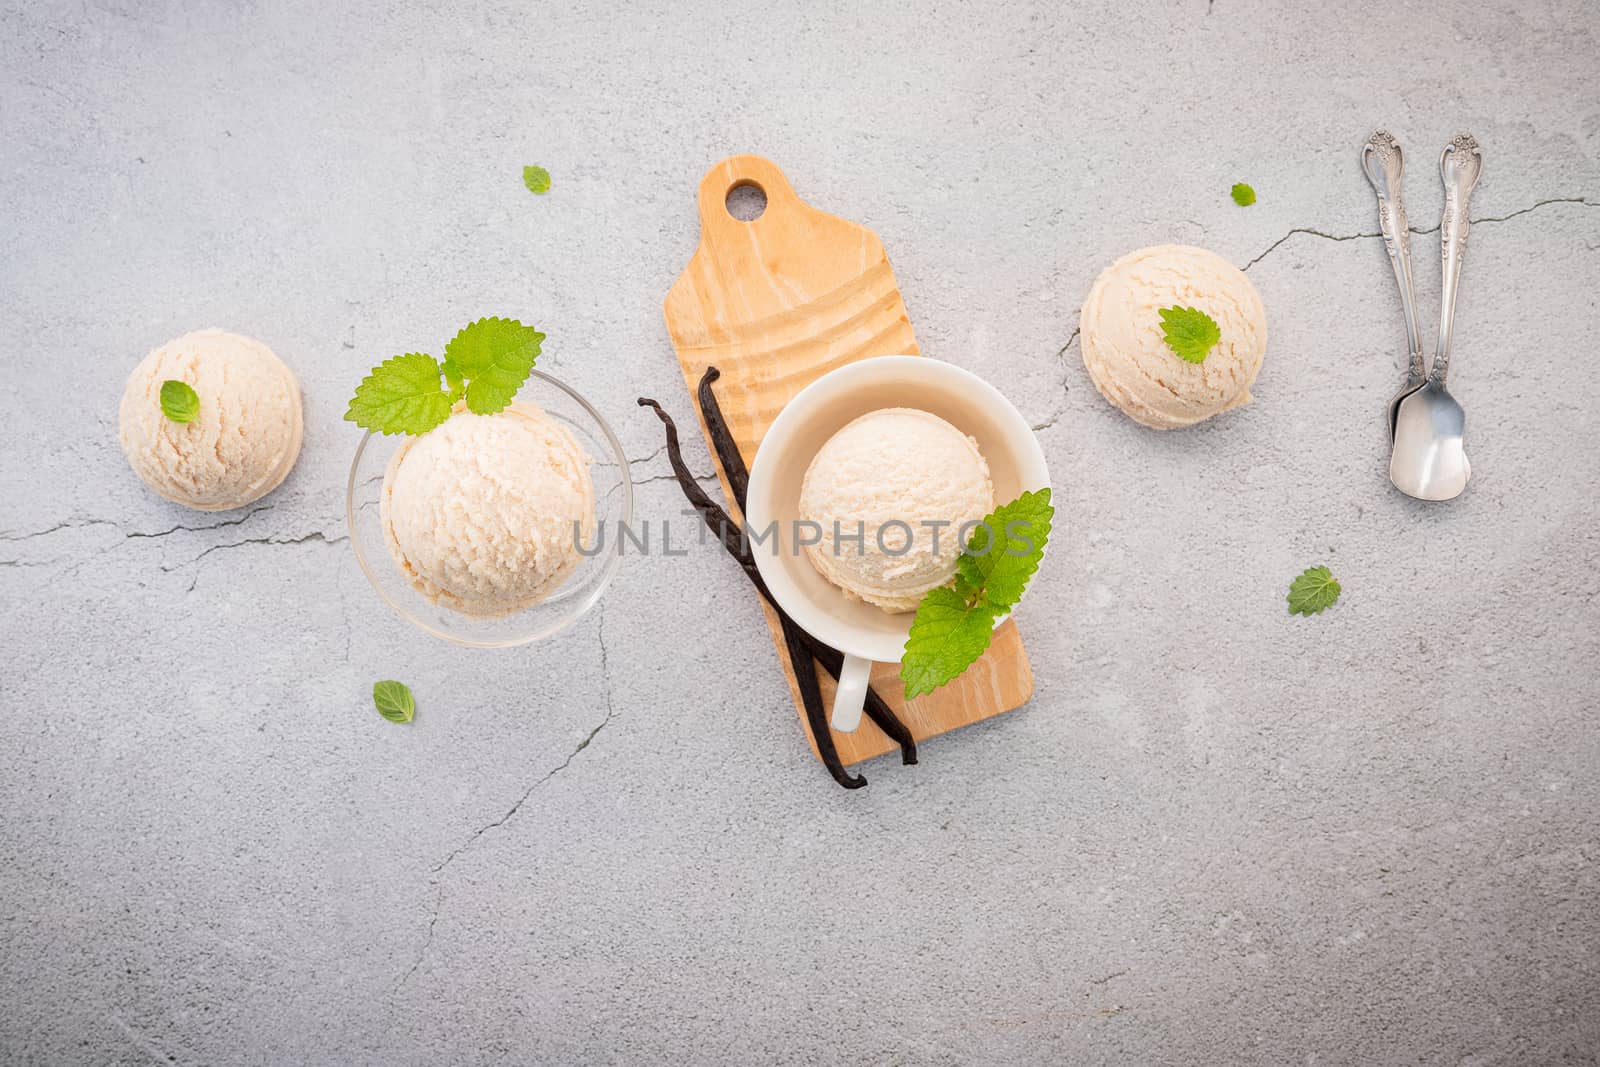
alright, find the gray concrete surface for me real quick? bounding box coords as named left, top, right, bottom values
left=3, top=1, right=1598, bottom=1063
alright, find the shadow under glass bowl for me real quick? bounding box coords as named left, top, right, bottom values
left=345, top=370, right=632, bottom=648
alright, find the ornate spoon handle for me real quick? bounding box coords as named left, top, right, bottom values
left=1432, top=133, right=1483, bottom=387
left=1361, top=129, right=1425, bottom=387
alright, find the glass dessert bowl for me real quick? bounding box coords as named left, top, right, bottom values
left=346, top=370, right=631, bottom=647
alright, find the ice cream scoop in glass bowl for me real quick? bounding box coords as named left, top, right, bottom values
left=346, top=370, right=631, bottom=647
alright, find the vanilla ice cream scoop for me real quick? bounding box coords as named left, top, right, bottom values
left=1080, top=244, right=1267, bottom=429
left=118, top=329, right=304, bottom=510
left=798, top=408, right=993, bottom=613
left=380, top=402, right=595, bottom=617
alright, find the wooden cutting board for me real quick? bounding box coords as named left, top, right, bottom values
left=662, top=155, right=1033, bottom=766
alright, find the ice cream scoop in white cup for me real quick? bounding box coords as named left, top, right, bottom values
left=745, top=356, right=1050, bottom=734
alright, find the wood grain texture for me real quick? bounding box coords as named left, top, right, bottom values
left=663, top=155, right=1033, bottom=766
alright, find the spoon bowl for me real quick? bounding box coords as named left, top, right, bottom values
left=1390, top=380, right=1471, bottom=500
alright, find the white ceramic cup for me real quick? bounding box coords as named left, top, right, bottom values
left=744, top=355, right=1051, bottom=733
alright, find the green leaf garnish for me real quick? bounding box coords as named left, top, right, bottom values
left=373, top=680, right=416, bottom=723
left=900, top=587, right=1002, bottom=701
left=1231, top=182, right=1256, bottom=206
left=160, top=380, right=200, bottom=423
left=1287, top=565, right=1341, bottom=616
left=344, top=318, right=542, bottom=436
left=345, top=353, right=454, bottom=436
left=443, top=317, right=544, bottom=415
left=1158, top=305, right=1221, bottom=364
left=522, top=165, right=551, bottom=194
left=902, top=488, right=1054, bottom=699
left=441, top=356, right=465, bottom=402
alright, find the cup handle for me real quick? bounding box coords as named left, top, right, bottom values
left=830, top=654, right=872, bottom=734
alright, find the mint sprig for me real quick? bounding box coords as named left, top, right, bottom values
left=344, top=317, right=542, bottom=436
left=901, top=488, right=1054, bottom=700
left=160, top=380, right=200, bottom=423
left=1158, top=305, right=1221, bottom=364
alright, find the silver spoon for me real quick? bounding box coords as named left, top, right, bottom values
left=1361, top=130, right=1427, bottom=439
left=1391, top=133, right=1482, bottom=501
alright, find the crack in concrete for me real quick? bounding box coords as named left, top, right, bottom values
left=629, top=443, right=668, bottom=467
left=599, top=444, right=719, bottom=486
left=395, top=605, right=619, bottom=990
left=0, top=518, right=117, bottom=542
left=596, top=443, right=671, bottom=470
left=1242, top=196, right=1594, bottom=272
left=396, top=882, right=446, bottom=993
left=127, top=503, right=278, bottom=540
left=1031, top=327, right=1081, bottom=432
left=2, top=511, right=341, bottom=581
left=1031, top=412, right=1066, bottom=432
left=160, top=530, right=349, bottom=592
left=633, top=469, right=718, bottom=486
left=423, top=696, right=615, bottom=879
left=0, top=503, right=275, bottom=544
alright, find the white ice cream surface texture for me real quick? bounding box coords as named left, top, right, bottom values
left=380, top=402, right=595, bottom=617
left=798, top=407, right=994, bottom=614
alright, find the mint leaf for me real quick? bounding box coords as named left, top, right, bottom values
left=373, top=680, right=415, bottom=723
left=902, top=488, right=1054, bottom=699
left=1231, top=182, right=1256, bottom=206
left=1287, top=566, right=1341, bottom=616
left=1158, top=305, right=1221, bottom=364
left=345, top=353, right=452, bottom=436
left=160, top=380, right=200, bottom=423
left=958, top=490, right=1055, bottom=612
left=522, top=165, right=551, bottom=194
left=443, top=317, right=544, bottom=415
left=901, top=589, right=1002, bottom=701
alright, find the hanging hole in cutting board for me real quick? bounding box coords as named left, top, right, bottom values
left=725, top=180, right=767, bottom=221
